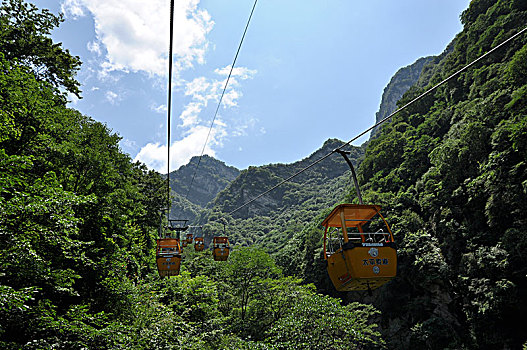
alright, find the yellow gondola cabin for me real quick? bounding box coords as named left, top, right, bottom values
left=156, top=238, right=182, bottom=277
left=322, top=204, right=397, bottom=292
left=212, top=236, right=230, bottom=261
left=194, top=237, right=205, bottom=251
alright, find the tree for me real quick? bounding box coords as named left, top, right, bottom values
left=225, top=247, right=281, bottom=323
left=266, top=294, right=384, bottom=349
left=0, top=0, right=81, bottom=96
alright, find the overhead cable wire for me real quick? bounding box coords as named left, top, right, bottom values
left=185, top=0, right=259, bottom=201
left=223, top=25, right=527, bottom=218
left=166, top=0, right=175, bottom=221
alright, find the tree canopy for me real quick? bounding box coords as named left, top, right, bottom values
left=2, top=0, right=527, bottom=349
left=0, top=0, right=81, bottom=96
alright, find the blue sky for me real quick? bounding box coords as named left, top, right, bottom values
left=30, top=0, right=470, bottom=172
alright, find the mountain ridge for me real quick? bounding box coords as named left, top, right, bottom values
left=370, top=56, right=435, bottom=138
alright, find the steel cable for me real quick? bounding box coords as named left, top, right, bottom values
left=221, top=25, right=527, bottom=219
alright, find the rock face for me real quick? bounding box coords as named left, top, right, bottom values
left=168, top=155, right=240, bottom=220
left=370, top=56, right=435, bottom=139
left=169, top=155, right=240, bottom=207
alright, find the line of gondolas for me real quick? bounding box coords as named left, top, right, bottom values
left=155, top=0, right=527, bottom=295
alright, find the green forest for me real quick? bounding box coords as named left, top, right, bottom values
left=1, top=0, right=527, bottom=349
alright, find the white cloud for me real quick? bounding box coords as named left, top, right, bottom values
left=185, top=77, right=211, bottom=101
left=179, top=102, right=202, bottom=127
left=176, top=66, right=256, bottom=127
left=133, top=142, right=167, bottom=172
left=134, top=124, right=226, bottom=173
left=105, top=90, right=121, bottom=104
left=135, top=64, right=257, bottom=171
left=59, top=1, right=261, bottom=172
left=61, top=0, right=85, bottom=18
left=61, top=0, right=214, bottom=77
left=87, top=41, right=102, bottom=55
left=66, top=92, right=80, bottom=105
left=221, top=89, right=241, bottom=108
left=151, top=104, right=168, bottom=114
left=120, top=138, right=137, bottom=153
left=214, top=66, right=257, bottom=80
left=232, top=117, right=258, bottom=137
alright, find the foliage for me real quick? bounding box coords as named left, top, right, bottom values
left=0, top=0, right=81, bottom=96
left=3, top=0, right=527, bottom=349
left=0, top=48, right=381, bottom=348
left=267, top=297, right=383, bottom=350
left=346, top=1, right=527, bottom=348
left=0, top=12, right=166, bottom=346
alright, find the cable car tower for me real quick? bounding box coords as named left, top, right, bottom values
left=322, top=150, right=397, bottom=292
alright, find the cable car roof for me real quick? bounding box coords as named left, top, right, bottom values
left=157, top=238, right=180, bottom=247
left=321, top=204, right=382, bottom=228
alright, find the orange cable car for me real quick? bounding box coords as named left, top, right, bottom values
left=186, top=233, right=193, bottom=245
left=212, top=236, right=230, bottom=261
left=156, top=238, right=182, bottom=277
left=322, top=204, right=396, bottom=291
left=156, top=219, right=187, bottom=277
left=194, top=237, right=205, bottom=252
left=321, top=149, right=397, bottom=292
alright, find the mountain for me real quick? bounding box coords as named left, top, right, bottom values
left=370, top=56, right=435, bottom=139
left=168, top=155, right=240, bottom=220
left=193, top=139, right=366, bottom=252
left=163, top=2, right=527, bottom=347
left=212, top=139, right=363, bottom=218
left=169, top=155, right=240, bottom=207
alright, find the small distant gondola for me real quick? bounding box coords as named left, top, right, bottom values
left=194, top=237, right=205, bottom=251
left=156, top=238, right=182, bottom=277
left=190, top=226, right=204, bottom=252
left=212, top=236, right=230, bottom=261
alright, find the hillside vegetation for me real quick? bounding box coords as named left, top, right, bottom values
left=271, top=0, right=527, bottom=348
left=1, top=0, right=527, bottom=349
left=0, top=1, right=380, bottom=348
left=196, top=139, right=365, bottom=251
left=359, top=1, right=527, bottom=347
